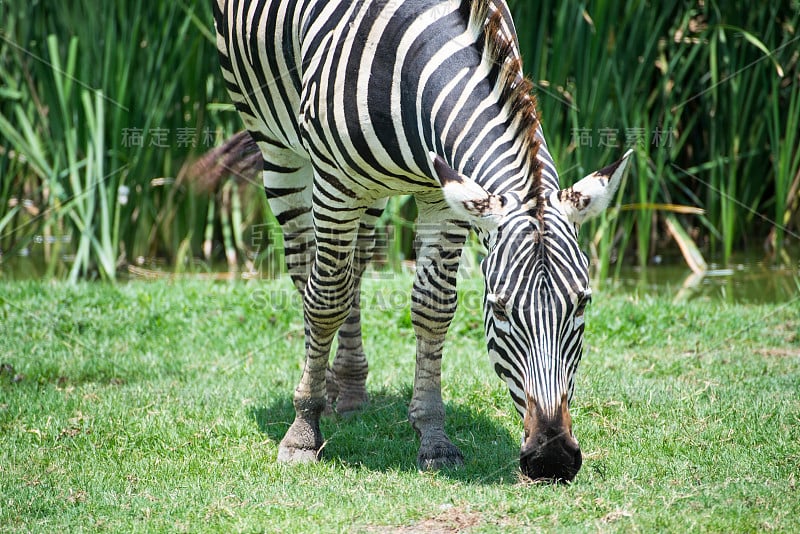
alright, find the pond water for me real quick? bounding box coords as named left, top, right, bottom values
left=1, top=249, right=798, bottom=305
left=608, top=261, right=799, bottom=304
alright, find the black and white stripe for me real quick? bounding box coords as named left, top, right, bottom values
left=214, top=0, right=631, bottom=478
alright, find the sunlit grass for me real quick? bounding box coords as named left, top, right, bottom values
left=1, top=276, right=799, bottom=531
left=0, top=0, right=258, bottom=279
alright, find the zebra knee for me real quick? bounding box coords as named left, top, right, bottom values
left=410, top=286, right=459, bottom=339
left=303, top=271, right=356, bottom=338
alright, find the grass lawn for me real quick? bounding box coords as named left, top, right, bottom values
left=1, top=275, right=799, bottom=532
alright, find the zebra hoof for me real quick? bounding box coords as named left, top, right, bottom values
left=417, top=441, right=464, bottom=471
left=277, top=444, right=321, bottom=463
left=277, top=418, right=323, bottom=463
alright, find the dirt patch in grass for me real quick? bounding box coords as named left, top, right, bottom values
left=367, top=506, right=484, bottom=533
left=601, top=509, right=634, bottom=523
left=756, top=348, right=800, bottom=358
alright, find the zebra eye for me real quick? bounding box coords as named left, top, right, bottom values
left=575, top=295, right=591, bottom=318
left=487, top=293, right=511, bottom=334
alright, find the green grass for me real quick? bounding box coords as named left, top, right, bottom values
left=1, top=275, right=799, bottom=532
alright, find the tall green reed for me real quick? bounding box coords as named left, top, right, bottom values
left=768, top=62, right=800, bottom=260
left=510, top=0, right=800, bottom=274
left=0, top=0, right=259, bottom=279
left=1, top=0, right=798, bottom=281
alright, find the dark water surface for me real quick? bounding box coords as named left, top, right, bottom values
left=607, top=261, right=799, bottom=304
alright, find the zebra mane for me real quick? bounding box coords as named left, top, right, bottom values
left=468, top=0, right=544, bottom=220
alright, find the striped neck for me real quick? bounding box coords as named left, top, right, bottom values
left=417, top=1, right=544, bottom=203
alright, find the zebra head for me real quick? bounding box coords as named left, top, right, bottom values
left=432, top=150, right=633, bottom=482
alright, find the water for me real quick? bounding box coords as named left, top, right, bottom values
left=1, top=248, right=798, bottom=304
left=608, top=261, right=800, bottom=304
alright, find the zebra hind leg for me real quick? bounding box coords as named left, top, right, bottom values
left=407, top=212, right=468, bottom=469
left=326, top=284, right=366, bottom=415
left=327, top=201, right=386, bottom=414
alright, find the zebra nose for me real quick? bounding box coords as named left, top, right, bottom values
left=519, top=430, right=582, bottom=483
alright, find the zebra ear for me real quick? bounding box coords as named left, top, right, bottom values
left=555, top=149, right=633, bottom=225
left=430, top=153, right=507, bottom=228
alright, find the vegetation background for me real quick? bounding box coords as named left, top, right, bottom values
left=1, top=0, right=799, bottom=281
left=1, top=2, right=799, bottom=531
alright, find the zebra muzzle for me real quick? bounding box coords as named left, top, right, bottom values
left=520, top=394, right=582, bottom=483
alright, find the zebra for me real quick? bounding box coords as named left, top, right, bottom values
left=213, top=0, right=632, bottom=481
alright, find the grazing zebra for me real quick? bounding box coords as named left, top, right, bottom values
left=213, top=0, right=632, bottom=481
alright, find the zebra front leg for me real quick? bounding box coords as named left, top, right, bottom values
left=408, top=214, right=468, bottom=469
left=328, top=201, right=386, bottom=414
left=277, top=203, right=364, bottom=462
left=259, top=158, right=347, bottom=416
